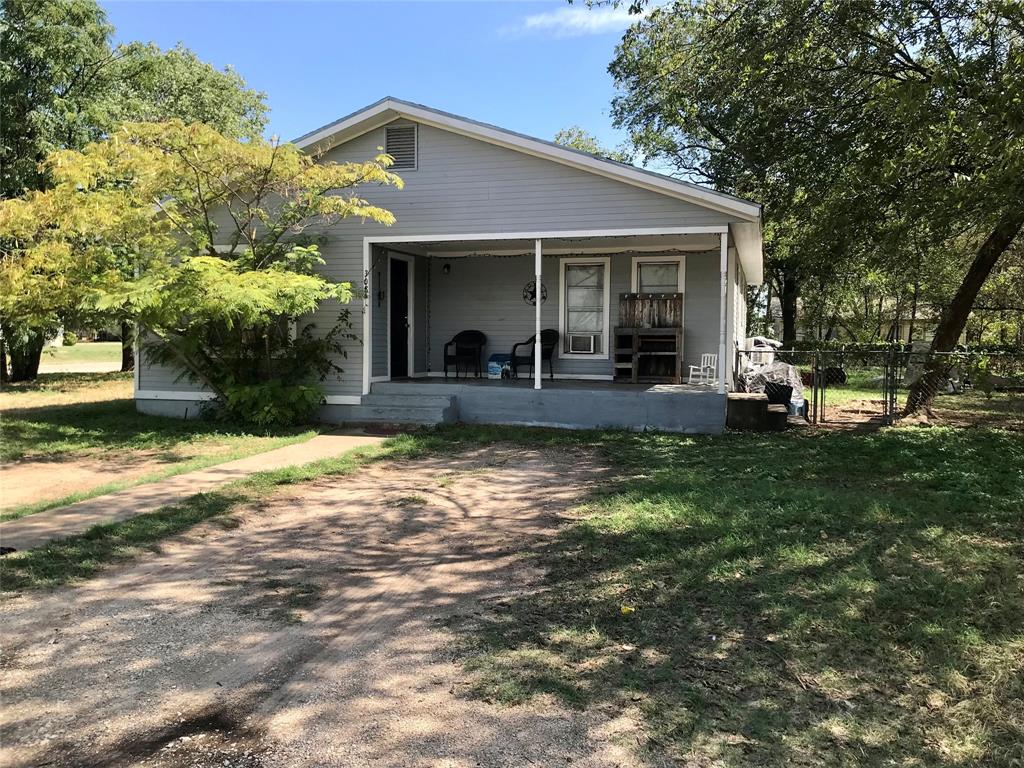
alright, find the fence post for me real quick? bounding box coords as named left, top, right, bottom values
left=812, top=351, right=819, bottom=424
left=883, top=348, right=893, bottom=425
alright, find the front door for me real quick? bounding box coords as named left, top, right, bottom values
left=389, top=258, right=410, bottom=378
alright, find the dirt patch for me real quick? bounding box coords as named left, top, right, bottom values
left=814, top=397, right=890, bottom=430
left=0, top=445, right=666, bottom=768
left=0, top=452, right=177, bottom=511
left=813, top=393, right=1024, bottom=431
left=0, top=374, right=132, bottom=410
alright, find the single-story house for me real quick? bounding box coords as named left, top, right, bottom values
left=135, top=97, right=763, bottom=433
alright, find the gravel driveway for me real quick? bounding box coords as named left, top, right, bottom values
left=0, top=445, right=660, bottom=768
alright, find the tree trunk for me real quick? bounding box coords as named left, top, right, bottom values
left=904, top=208, right=1024, bottom=415
left=120, top=321, right=135, bottom=372
left=780, top=271, right=799, bottom=345
left=0, top=331, right=7, bottom=384
left=8, top=333, right=44, bottom=382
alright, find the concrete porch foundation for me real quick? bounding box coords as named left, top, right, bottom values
left=354, top=378, right=726, bottom=433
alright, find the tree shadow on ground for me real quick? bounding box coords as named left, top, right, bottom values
left=1, top=445, right=630, bottom=768
left=447, top=426, right=1024, bottom=767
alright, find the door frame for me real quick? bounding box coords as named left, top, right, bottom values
left=386, top=252, right=415, bottom=380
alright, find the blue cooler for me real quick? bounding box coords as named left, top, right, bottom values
left=487, top=353, right=512, bottom=380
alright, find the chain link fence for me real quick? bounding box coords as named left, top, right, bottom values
left=736, top=347, right=1024, bottom=429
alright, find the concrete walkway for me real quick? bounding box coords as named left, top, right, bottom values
left=0, top=432, right=385, bottom=552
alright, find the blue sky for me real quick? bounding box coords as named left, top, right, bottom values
left=103, top=1, right=639, bottom=149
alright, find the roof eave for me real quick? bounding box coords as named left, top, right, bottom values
left=730, top=221, right=764, bottom=286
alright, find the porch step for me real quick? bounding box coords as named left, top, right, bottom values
left=358, top=392, right=454, bottom=408
left=766, top=404, right=789, bottom=431
left=726, top=393, right=790, bottom=432
left=726, top=392, right=768, bottom=431
left=347, top=392, right=458, bottom=426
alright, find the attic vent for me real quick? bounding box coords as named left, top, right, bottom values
left=385, top=124, right=417, bottom=170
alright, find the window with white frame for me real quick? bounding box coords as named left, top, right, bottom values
left=560, top=258, right=609, bottom=356
left=631, top=255, right=684, bottom=293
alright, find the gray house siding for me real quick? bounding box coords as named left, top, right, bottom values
left=137, top=338, right=199, bottom=392
left=684, top=254, right=725, bottom=381
left=138, top=118, right=744, bottom=400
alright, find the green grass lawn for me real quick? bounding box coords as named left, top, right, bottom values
left=2, top=409, right=1021, bottom=765
left=1, top=395, right=313, bottom=463
left=41, top=341, right=122, bottom=364
left=431, top=425, right=1024, bottom=767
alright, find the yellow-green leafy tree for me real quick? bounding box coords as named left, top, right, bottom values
left=0, top=121, right=402, bottom=424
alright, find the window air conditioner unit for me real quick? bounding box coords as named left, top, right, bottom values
left=568, top=334, right=596, bottom=354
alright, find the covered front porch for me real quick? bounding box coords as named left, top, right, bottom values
left=357, top=226, right=759, bottom=433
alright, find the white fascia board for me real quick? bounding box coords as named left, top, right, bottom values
left=294, top=99, right=761, bottom=222
left=729, top=221, right=764, bottom=285
left=365, top=226, right=727, bottom=246
left=294, top=99, right=395, bottom=151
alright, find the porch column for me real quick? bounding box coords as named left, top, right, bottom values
left=718, top=230, right=728, bottom=394
left=534, top=238, right=543, bottom=390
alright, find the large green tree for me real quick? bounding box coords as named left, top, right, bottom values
left=609, top=0, right=1024, bottom=410
left=0, top=0, right=268, bottom=379
left=100, top=42, right=266, bottom=140
left=0, top=121, right=401, bottom=423
left=554, top=125, right=633, bottom=164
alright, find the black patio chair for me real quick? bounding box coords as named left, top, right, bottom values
left=444, top=330, right=487, bottom=378
left=511, top=329, right=559, bottom=380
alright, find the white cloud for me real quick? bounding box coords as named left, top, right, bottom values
left=504, top=6, right=639, bottom=38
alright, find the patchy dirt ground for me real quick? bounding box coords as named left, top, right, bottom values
left=1, top=451, right=185, bottom=511
left=0, top=373, right=133, bottom=410
left=0, top=445, right=667, bottom=768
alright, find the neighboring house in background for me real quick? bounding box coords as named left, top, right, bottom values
left=135, top=98, right=763, bottom=433
left=768, top=298, right=965, bottom=346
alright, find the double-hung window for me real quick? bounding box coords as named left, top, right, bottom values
left=560, top=257, right=610, bottom=357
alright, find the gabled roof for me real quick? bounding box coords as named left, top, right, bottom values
left=293, top=97, right=762, bottom=223
left=294, top=98, right=763, bottom=283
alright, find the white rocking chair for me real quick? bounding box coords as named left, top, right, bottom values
left=688, top=353, right=718, bottom=386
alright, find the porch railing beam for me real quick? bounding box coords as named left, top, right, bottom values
left=535, top=238, right=543, bottom=390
